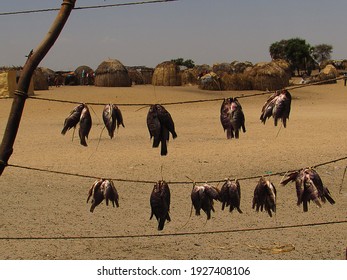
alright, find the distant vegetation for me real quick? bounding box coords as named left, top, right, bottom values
left=171, top=58, right=195, bottom=69
left=269, top=37, right=333, bottom=75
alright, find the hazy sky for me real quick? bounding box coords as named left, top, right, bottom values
left=1, top=0, right=346, bottom=71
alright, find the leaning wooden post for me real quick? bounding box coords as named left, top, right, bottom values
left=0, top=0, right=76, bottom=175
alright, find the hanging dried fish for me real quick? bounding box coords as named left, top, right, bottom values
left=260, top=89, right=291, bottom=127
left=102, top=104, right=125, bottom=139
left=281, top=167, right=335, bottom=212
left=61, top=103, right=85, bottom=135
left=79, top=105, right=92, bottom=146
left=102, top=179, right=119, bottom=208
left=252, top=177, right=277, bottom=217
left=191, top=183, right=220, bottom=220
left=219, top=179, right=243, bottom=213
left=87, top=179, right=119, bottom=213
left=147, top=104, right=177, bottom=156
left=150, top=180, right=171, bottom=231
left=220, top=97, right=246, bottom=139
left=87, top=179, right=104, bottom=213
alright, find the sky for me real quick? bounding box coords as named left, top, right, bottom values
left=0, top=0, right=347, bottom=71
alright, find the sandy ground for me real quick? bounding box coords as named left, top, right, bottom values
left=0, top=80, right=346, bottom=260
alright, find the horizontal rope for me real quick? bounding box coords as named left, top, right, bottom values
left=7, top=155, right=347, bottom=185
left=0, top=0, right=178, bottom=16
left=0, top=220, right=345, bottom=241
left=24, top=75, right=345, bottom=107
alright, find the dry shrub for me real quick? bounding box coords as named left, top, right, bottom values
left=152, top=61, right=181, bottom=86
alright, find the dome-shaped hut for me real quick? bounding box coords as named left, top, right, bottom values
left=33, top=68, right=49, bottom=90
left=152, top=61, right=181, bottom=86
left=246, top=60, right=291, bottom=91
left=75, top=65, right=94, bottom=85
left=95, top=59, right=131, bottom=87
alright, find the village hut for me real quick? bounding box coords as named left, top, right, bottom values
left=221, top=73, right=252, bottom=90
left=152, top=61, right=181, bottom=86
left=40, top=67, right=55, bottom=86
left=212, top=63, right=233, bottom=76
left=139, top=67, right=154, bottom=84
left=127, top=68, right=144, bottom=85
left=246, top=60, right=291, bottom=91
left=181, top=68, right=198, bottom=85
left=33, top=68, right=49, bottom=90
left=95, top=59, right=131, bottom=87
left=231, top=61, right=253, bottom=73
left=0, top=68, right=34, bottom=98
left=198, top=72, right=222, bottom=91
left=75, top=65, right=94, bottom=85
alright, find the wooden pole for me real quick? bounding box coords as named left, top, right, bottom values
left=0, top=0, right=76, bottom=175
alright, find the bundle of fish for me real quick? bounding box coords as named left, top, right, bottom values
left=260, top=89, right=291, bottom=127
left=147, top=104, right=177, bottom=156
left=61, top=103, right=92, bottom=146
left=149, top=180, right=171, bottom=231
left=281, top=167, right=335, bottom=212
left=191, top=183, right=220, bottom=220
left=220, top=97, right=246, bottom=139
left=252, top=177, right=277, bottom=217
left=87, top=178, right=119, bottom=213
left=102, top=103, right=124, bottom=139
left=219, top=179, right=243, bottom=214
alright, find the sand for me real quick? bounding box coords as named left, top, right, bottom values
left=0, top=80, right=346, bottom=260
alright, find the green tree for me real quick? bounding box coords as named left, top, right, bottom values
left=269, top=40, right=287, bottom=60
left=311, top=44, right=333, bottom=64
left=269, top=38, right=314, bottom=75
left=171, top=58, right=195, bottom=69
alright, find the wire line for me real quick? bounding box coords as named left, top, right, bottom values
left=0, top=220, right=345, bottom=240
left=0, top=0, right=178, bottom=16
left=7, top=154, right=347, bottom=185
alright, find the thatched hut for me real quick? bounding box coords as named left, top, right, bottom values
left=75, top=65, right=94, bottom=85
left=231, top=61, right=253, bottom=73
left=33, top=68, right=49, bottom=90
left=304, top=64, right=338, bottom=85
left=127, top=68, right=144, bottom=85
left=246, top=60, right=291, bottom=91
left=152, top=61, right=181, bottom=86
left=181, top=68, right=198, bottom=85
left=198, top=72, right=222, bottom=90
left=212, top=63, right=233, bottom=76
left=95, top=59, right=131, bottom=87
left=139, top=67, right=154, bottom=84
left=221, top=73, right=252, bottom=90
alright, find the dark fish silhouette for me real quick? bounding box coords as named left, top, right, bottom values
left=147, top=104, right=177, bottom=156
left=150, top=180, right=171, bottom=231
left=61, top=103, right=85, bottom=135
left=87, top=179, right=119, bottom=213
left=102, top=104, right=125, bottom=139
left=252, top=177, right=277, bottom=217
left=260, top=89, right=291, bottom=127
left=87, top=179, right=104, bottom=213
left=79, top=105, right=92, bottom=146
left=191, top=183, right=220, bottom=220
left=219, top=179, right=243, bottom=213
left=102, top=179, right=119, bottom=208
left=220, top=97, right=246, bottom=139
left=281, top=167, right=335, bottom=212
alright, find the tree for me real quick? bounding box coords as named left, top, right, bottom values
left=269, top=38, right=314, bottom=76
left=269, top=40, right=287, bottom=60
left=311, top=44, right=333, bottom=64
left=171, top=58, right=195, bottom=69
